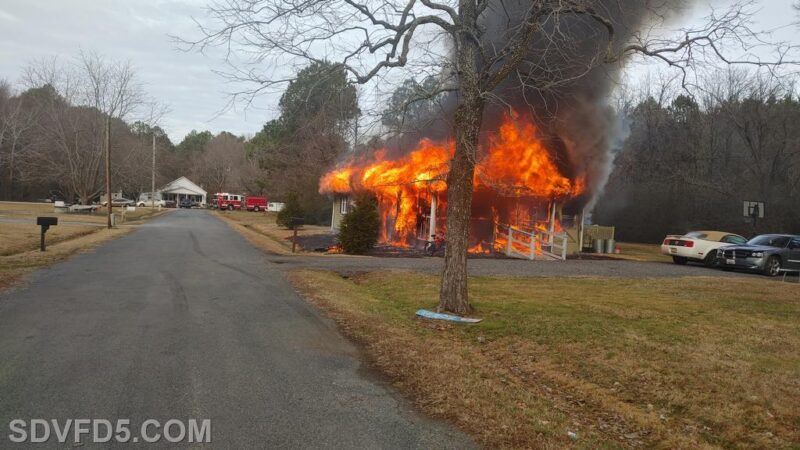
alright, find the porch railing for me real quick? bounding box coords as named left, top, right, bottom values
left=493, top=223, right=568, bottom=261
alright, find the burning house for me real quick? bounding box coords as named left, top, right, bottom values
left=318, top=0, right=663, bottom=258
left=320, top=110, right=610, bottom=259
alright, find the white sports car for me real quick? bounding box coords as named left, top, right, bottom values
left=661, top=231, right=747, bottom=266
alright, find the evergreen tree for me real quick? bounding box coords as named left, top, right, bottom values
left=276, top=192, right=305, bottom=228
left=338, top=194, right=380, bottom=254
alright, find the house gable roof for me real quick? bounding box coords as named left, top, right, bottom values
left=159, top=176, right=207, bottom=195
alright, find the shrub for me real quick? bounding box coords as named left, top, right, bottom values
left=338, top=193, right=380, bottom=254
left=276, top=192, right=305, bottom=228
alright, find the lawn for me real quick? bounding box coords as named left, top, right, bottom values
left=215, top=209, right=331, bottom=254
left=0, top=201, right=167, bottom=256
left=0, top=223, right=98, bottom=256
left=289, top=270, right=800, bottom=449
left=606, top=242, right=671, bottom=263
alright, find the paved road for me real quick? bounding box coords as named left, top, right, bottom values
left=0, top=210, right=473, bottom=448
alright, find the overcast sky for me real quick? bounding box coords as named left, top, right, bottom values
left=0, top=0, right=796, bottom=143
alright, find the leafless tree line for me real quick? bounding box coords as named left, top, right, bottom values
left=0, top=52, right=166, bottom=204
left=0, top=51, right=262, bottom=204
left=190, top=132, right=259, bottom=196
left=596, top=68, right=800, bottom=241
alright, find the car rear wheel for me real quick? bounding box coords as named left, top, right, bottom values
left=763, top=256, right=781, bottom=277
left=672, top=256, right=688, bottom=265
left=704, top=251, right=719, bottom=268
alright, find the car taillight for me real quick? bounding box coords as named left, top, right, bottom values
left=684, top=240, right=694, bottom=248
left=663, top=239, right=670, bottom=245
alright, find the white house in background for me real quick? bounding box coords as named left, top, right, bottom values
left=159, top=176, right=207, bottom=207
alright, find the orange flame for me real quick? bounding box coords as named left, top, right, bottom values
left=320, top=111, right=584, bottom=248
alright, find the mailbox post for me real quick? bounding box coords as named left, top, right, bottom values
left=290, top=217, right=304, bottom=253
left=37, top=217, right=58, bottom=251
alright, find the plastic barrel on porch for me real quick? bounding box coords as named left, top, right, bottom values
left=593, top=239, right=605, bottom=253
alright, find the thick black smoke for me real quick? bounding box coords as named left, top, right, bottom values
left=479, top=0, right=690, bottom=210
left=380, top=0, right=690, bottom=212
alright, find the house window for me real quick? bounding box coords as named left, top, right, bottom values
left=340, top=197, right=348, bottom=214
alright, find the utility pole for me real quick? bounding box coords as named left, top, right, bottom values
left=105, top=118, right=113, bottom=229
left=151, top=133, right=156, bottom=208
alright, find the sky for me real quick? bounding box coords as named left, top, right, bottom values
left=0, top=0, right=796, bottom=144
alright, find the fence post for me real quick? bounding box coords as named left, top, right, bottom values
left=529, top=231, right=535, bottom=260
left=507, top=227, right=513, bottom=257
left=561, top=234, right=568, bottom=260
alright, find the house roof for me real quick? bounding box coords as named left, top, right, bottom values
left=159, top=176, right=207, bottom=196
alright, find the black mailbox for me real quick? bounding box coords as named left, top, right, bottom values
left=290, top=217, right=305, bottom=228
left=37, top=216, right=58, bottom=251
left=37, top=217, right=58, bottom=227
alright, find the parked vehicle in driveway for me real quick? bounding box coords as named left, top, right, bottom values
left=179, top=198, right=193, bottom=209
left=137, top=193, right=166, bottom=207
left=661, top=231, right=747, bottom=266
left=245, top=196, right=267, bottom=212
left=102, top=197, right=136, bottom=207
left=716, top=234, right=800, bottom=276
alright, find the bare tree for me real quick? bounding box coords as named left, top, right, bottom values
left=0, top=81, right=38, bottom=200
left=21, top=53, right=146, bottom=206
left=183, top=0, right=798, bottom=313
left=193, top=132, right=248, bottom=195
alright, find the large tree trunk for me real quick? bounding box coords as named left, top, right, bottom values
left=438, top=101, right=482, bottom=314
left=438, top=17, right=484, bottom=314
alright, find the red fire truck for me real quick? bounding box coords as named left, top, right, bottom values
left=215, top=193, right=243, bottom=210
left=245, top=196, right=268, bottom=212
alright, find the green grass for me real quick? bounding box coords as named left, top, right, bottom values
left=293, top=270, right=800, bottom=449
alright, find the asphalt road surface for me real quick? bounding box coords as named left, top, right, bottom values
left=0, top=210, right=474, bottom=448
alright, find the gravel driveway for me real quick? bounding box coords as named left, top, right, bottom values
left=266, top=253, right=762, bottom=279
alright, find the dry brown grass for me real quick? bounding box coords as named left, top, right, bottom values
left=0, top=201, right=167, bottom=292
left=214, top=210, right=331, bottom=255
left=602, top=242, right=671, bottom=263
left=288, top=270, right=800, bottom=449
left=0, top=223, right=98, bottom=256
left=0, top=201, right=166, bottom=226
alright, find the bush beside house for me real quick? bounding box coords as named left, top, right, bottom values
left=276, top=192, right=305, bottom=228
left=338, top=194, right=380, bottom=254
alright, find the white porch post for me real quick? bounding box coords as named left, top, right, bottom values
left=330, top=198, right=336, bottom=232
left=429, top=192, right=438, bottom=241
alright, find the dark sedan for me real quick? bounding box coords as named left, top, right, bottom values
left=716, top=234, right=800, bottom=276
